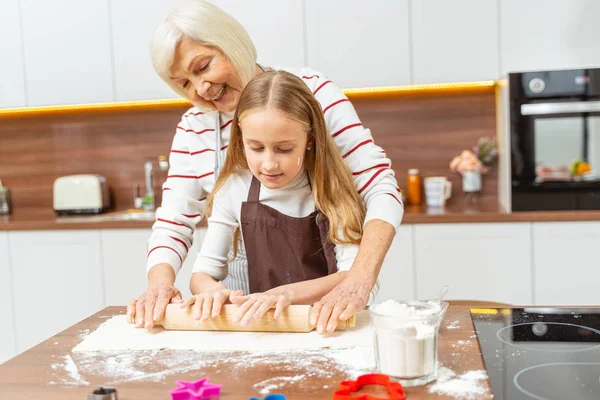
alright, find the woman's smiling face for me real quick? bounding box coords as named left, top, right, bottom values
left=169, top=36, right=245, bottom=112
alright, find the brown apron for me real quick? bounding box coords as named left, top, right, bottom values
left=240, top=176, right=338, bottom=293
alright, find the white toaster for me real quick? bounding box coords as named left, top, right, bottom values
left=53, top=174, right=111, bottom=215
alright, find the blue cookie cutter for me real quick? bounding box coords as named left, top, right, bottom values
left=249, top=395, right=287, bottom=400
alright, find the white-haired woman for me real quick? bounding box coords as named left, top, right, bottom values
left=128, top=0, right=403, bottom=333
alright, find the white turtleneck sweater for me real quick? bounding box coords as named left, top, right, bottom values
left=192, top=170, right=359, bottom=281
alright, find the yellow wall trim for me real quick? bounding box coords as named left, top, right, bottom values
left=0, top=80, right=497, bottom=117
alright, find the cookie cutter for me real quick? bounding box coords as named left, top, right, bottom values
left=88, top=386, right=118, bottom=400
left=169, top=377, right=222, bottom=400
left=248, top=395, right=287, bottom=400
left=333, top=373, right=406, bottom=400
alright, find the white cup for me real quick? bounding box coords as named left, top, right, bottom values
left=424, top=177, right=452, bottom=207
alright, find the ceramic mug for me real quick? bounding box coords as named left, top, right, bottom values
left=424, top=177, right=452, bottom=207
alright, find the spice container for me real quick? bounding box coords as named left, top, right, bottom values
left=406, top=169, right=422, bottom=205
left=0, top=179, right=11, bottom=215
left=369, top=300, right=448, bottom=387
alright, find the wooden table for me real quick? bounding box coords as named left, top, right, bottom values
left=0, top=305, right=493, bottom=399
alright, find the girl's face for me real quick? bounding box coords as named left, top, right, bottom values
left=240, top=108, right=310, bottom=189
left=169, top=36, right=244, bottom=113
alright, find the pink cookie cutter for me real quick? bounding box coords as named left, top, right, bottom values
left=170, top=377, right=222, bottom=400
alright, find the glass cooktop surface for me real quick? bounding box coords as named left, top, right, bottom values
left=471, top=307, right=600, bottom=400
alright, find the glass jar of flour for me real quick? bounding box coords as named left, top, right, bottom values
left=369, top=300, right=449, bottom=387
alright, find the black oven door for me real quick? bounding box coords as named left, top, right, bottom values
left=511, top=100, right=600, bottom=211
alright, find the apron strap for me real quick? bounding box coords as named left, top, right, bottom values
left=247, top=176, right=261, bottom=202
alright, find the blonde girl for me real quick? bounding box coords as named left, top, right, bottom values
left=182, top=70, right=367, bottom=326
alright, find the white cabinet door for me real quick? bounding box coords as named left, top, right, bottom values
left=110, top=0, right=184, bottom=101
left=20, top=0, right=114, bottom=106
left=0, top=232, right=17, bottom=364
left=0, top=0, right=26, bottom=108
left=101, top=227, right=205, bottom=305
left=414, top=223, right=532, bottom=305
left=374, top=226, right=415, bottom=303
left=9, top=230, right=105, bottom=353
left=211, top=0, right=305, bottom=69
left=305, top=0, right=411, bottom=88
left=533, top=222, right=600, bottom=306
left=101, top=229, right=151, bottom=306
left=411, top=0, right=499, bottom=84
left=500, top=0, right=600, bottom=74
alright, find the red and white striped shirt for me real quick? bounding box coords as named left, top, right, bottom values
left=147, top=67, right=403, bottom=274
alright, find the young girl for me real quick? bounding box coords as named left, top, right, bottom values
left=181, top=70, right=368, bottom=327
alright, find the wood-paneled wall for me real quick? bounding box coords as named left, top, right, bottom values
left=0, top=89, right=496, bottom=213
left=352, top=89, right=497, bottom=207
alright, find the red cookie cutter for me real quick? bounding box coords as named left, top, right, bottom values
left=169, top=377, right=222, bottom=400
left=333, top=374, right=406, bottom=400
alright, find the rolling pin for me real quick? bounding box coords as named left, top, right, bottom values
left=127, top=303, right=356, bottom=333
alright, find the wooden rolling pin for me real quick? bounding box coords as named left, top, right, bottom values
left=127, top=303, right=356, bottom=333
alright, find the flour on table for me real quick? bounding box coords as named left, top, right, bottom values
left=446, top=320, right=461, bottom=329
left=73, top=311, right=372, bottom=352
left=428, top=367, right=490, bottom=399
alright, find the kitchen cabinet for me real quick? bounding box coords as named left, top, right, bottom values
left=101, top=227, right=206, bottom=306
left=532, top=221, right=600, bottom=306
left=211, top=0, right=305, bottom=69
left=20, top=0, right=114, bottom=106
left=9, top=230, right=105, bottom=353
left=411, top=0, right=499, bottom=84
left=414, top=223, right=532, bottom=305
left=101, top=229, right=151, bottom=306
left=0, top=233, right=16, bottom=364
left=111, top=0, right=305, bottom=102
left=110, top=0, right=183, bottom=101
left=0, top=0, right=26, bottom=108
left=500, top=0, right=600, bottom=74
left=374, top=226, right=415, bottom=303
left=305, top=0, right=411, bottom=88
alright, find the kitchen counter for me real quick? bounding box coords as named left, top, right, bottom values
left=3, top=203, right=600, bottom=231
left=0, top=305, right=492, bottom=399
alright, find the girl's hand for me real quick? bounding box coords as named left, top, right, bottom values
left=230, top=289, right=293, bottom=327
left=181, top=289, right=244, bottom=321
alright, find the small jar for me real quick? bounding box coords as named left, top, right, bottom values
left=406, top=169, right=422, bottom=205
left=0, top=188, right=11, bottom=215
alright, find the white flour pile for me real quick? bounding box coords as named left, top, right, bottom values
left=428, top=368, right=490, bottom=399
left=369, top=299, right=441, bottom=378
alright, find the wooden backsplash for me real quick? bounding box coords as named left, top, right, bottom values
left=0, top=89, right=497, bottom=212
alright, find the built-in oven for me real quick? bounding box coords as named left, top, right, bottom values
left=498, top=68, right=600, bottom=212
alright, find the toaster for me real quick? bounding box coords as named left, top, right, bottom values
left=53, top=174, right=111, bottom=215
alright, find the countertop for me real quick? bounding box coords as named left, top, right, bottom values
left=3, top=203, right=600, bottom=231
left=0, top=305, right=492, bottom=399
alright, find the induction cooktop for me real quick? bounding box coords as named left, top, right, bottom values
left=471, top=307, right=600, bottom=400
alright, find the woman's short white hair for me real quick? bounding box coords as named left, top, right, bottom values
left=151, top=0, right=257, bottom=104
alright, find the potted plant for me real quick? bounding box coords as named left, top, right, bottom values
left=449, top=136, right=498, bottom=193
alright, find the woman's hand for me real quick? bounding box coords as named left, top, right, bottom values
left=230, top=288, right=294, bottom=327
left=310, top=272, right=371, bottom=333
left=127, top=284, right=182, bottom=329
left=127, top=263, right=182, bottom=329
left=181, top=289, right=244, bottom=321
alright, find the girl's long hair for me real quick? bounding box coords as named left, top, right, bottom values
left=207, top=70, right=365, bottom=249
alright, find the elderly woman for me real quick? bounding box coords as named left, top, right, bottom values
left=128, top=0, right=403, bottom=333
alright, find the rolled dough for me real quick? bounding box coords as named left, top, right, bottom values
left=73, top=311, right=373, bottom=352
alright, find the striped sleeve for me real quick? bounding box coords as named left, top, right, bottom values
left=299, top=68, right=403, bottom=231
left=146, top=111, right=211, bottom=275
